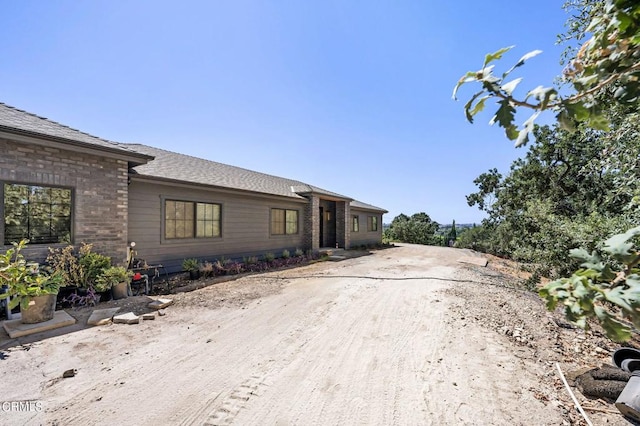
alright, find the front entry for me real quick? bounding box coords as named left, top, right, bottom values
left=319, top=202, right=337, bottom=248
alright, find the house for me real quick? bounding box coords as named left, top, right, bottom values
left=0, top=103, right=387, bottom=272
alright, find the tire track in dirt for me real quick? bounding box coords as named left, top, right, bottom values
left=9, top=245, right=567, bottom=425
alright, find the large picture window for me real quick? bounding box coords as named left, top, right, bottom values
left=3, top=183, right=72, bottom=245
left=271, top=208, right=298, bottom=235
left=165, top=200, right=221, bottom=239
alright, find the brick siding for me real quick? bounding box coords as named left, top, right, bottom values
left=0, top=138, right=129, bottom=265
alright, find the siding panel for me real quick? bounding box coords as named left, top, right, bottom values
left=128, top=180, right=307, bottom=272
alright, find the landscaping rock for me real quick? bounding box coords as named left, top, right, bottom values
left=113, top=312, right=141, bottom=325
left=87, top=308, right=121, bottom=326
left=141, top=313, right=155, bottom=320
left=148, top=298, right=174, bottom=310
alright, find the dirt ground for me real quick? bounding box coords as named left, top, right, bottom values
left=0, top=244, right=635, bottom=425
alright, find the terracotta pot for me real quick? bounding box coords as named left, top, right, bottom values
left=21, top=294, right=57, bottom=324
left=111, top=282, right=129, bottom=300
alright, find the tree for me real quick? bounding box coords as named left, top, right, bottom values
left=453, top=0, right=640, bottom=147
left=455, top=0, right=640, bottom=340
left=384, top=213, right=439, bottom=245
left=447, top=220, right=457, bottom=246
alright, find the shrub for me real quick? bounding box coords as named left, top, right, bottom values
left=282, top=249, right=290, bottom=259
left=264, top=252, right=275, bottom=262
left=182, top=258, right=200, bottom=272
left=294, top=248, right=304, bottom=257
left=94, top=266, right=130, bottom=292
left=199, top=261, right=215, bottom=278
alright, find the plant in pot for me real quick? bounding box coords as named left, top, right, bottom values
left=96, top=266, right=131, bottom=300
left=47, top=243, right=110, bottom=306
left=0, top=240, right=64, bottom=324
left=182, top=258, right=201, bottom=280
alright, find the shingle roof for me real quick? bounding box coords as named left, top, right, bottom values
left=126, top=144, right=387, bottom=212
left=351, top=199, right=388, bottom=213
left=0, top=103, right=148, bottom=158
left=127, top=144, right=313, bottom=199
left=0, top=102, right=385, bottom=213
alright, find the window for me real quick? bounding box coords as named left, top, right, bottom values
left=3, top=183, right=72, bottom=245
left=271, top=208, right=298, bottom=235
left=165, top=200, right=220, bottom=239
left=368, top=215, right=378, bottom=232
left=352, top=215, right=359, bottom=232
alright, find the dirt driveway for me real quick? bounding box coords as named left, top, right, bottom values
left=0, top=244, right=627, bottom=425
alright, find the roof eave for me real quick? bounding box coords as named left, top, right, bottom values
left=130, top=174, right=308, bottom=202
left=0, top=126, right=154, bottom=164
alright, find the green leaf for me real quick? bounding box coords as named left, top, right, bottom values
left=603, top=226, right=640, bottom=261
left=594, top=306, right=632, bottom=342
left=503, top=49, right=543, bottom=77
left=515, top=111, right=540, bottom=147
left=490, top=99, right=516, bottom=132
left=463, top=91, right=484, bottom=123
left=452, top=71, right=477, bottom=100
left=587, top=112, right=611, bottom=131
left=501, top=78, right=522, bottom=96
left=556, top=110, right=576, bottom=132
left=603, top=286, right=635, bottom=313
left=526, top=86, right=558, bottom=110
left=470, top=96, right=489, bottom=120
left=569, top=248, right=604, bottom=270
left=483, top=46, right=514, bottom=68
left=564, top=102, right=591, bottom=122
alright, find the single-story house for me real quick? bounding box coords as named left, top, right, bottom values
left=0, top=103, right=387, bottom=272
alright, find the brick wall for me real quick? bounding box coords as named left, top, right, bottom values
left=0, top=138, right=129, bottom=264
left=302, top=195, right=319, bottom=252
left=336, top=201, right=349, bottom=249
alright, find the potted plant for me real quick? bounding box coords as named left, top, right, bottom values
left=96, top=266, right=131, bottom=300
left=0, top=240, right=64, bottom=324
left=182, top=258, right=200, bottom=280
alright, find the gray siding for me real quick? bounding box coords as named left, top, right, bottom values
left=350, top=208, right=384, bottom=246
left=128, top=180, right=308, bottom=272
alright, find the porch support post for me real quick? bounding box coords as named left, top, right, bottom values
left=303, top=195, right=320, bottom=252
left=336, top=201, right=350, bottom=249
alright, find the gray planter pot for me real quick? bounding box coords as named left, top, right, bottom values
left=21, top=294, right=57, bottom=324
left=111, top=282, right=129, bottom=300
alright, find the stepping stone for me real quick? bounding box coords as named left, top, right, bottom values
left=457, top=256, right=488, bottom=267
left=87, top=308, right=121, bottom=326
left=113, top=312, right=140, bottom=325
left=3, top=311, right=76, bottom=339
left=141, top=313, right=155, bottom=320
left=148, top=298, right=174, bottom=310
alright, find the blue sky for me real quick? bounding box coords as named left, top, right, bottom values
left=0, top=1, right=572, bottom=224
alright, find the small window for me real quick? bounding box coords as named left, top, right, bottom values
left=3, top=183, right=72, bottom=244
left=352, top=215, right=359, bottom=232
left=165, top=200, right=221, bottom=239
left=271, top=208, right=298, bottom=235
left=368, top=215, right=378, bottom=232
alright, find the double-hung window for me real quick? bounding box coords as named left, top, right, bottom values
left=352, top=215, right=359, bottom=232
left=165, top=200, right=221, bottom=239
left=3, top=183, right=72, bottom=245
